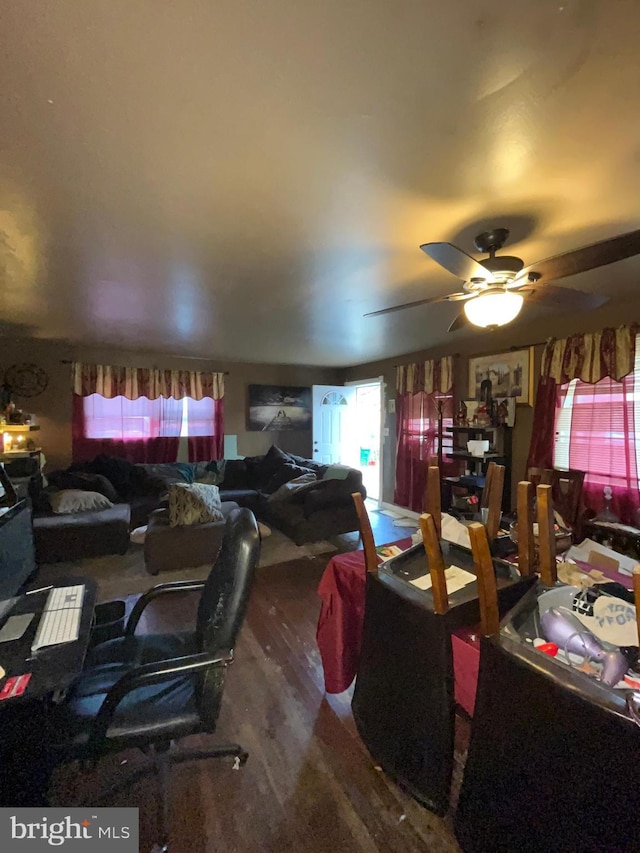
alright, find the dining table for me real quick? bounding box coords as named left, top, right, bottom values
left=316, top=537, right=484, bottom=716
left=316, top=538, right=635, bottom=718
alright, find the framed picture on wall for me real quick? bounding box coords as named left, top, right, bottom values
left=468, top=347, right=534, bottom=405
left=247, top=385, right=312, bottom=431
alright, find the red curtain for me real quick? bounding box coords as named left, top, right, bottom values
left=187, top=397, right=225, bottom=462
left=394, top=391, right=454, bottom=512
left=72, top=393, right=182, bottom=463
left=526, top=377, right=559, bottom=472
left=555, top=376, right=640, bottom=524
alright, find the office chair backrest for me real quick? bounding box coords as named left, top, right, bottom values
left=196, top=507, right=261, bottom=654
left=196, top=508, right=260, bottom=728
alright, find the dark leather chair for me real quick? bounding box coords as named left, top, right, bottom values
left=50, top=507, right=260, bottom=851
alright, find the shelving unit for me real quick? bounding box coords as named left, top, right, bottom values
left=0, top=425, right=43, bottom=499
left=1, top=424, right=40, bottom=432
left=442, top=423, right=512, bottom=512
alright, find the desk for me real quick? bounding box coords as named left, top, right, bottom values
left=0, top=578, right=97, bottom=805
left=0, top=577, right=97, bottom=701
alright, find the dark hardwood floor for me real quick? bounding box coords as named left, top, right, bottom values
left=53, top=506, right=464, bottom=853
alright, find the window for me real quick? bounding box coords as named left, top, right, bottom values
left=83, top=395, right=217, bottom=440
left=552, top=333, right=640, bottom=520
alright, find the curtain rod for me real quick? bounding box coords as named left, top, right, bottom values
left=59, top=359, right=230, bottom=375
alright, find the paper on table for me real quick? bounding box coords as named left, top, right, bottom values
left=566, top=538, right=637, bottom=576
left=410, top=564, right=476, bottom=593
left=440, top=514, right=471, bottom=549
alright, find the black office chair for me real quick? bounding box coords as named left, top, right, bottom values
left=49, top=507, right=260, bottom=852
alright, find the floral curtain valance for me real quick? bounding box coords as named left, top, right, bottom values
left=72, top=362, right=225, bottom=401
left=396, top=356, right=453, bottom=396
left=540, top=324, right=638, bottom=385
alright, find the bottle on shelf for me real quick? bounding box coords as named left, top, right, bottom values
left=594, top=486, right=619, bottom=524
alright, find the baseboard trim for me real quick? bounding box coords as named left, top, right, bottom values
left=379, top=501, right=420, bottom=521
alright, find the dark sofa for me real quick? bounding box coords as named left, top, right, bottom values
left=214, top=445, right=366, bottom=544
left=36, top=446, right=366, bottom=557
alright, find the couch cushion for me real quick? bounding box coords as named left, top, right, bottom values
left=48, top=470, right=120, bottom=503
left=322, top=464, right=352, bottom=481
left=221, top=459, right=250, bottom=489
left=251, top=445, right=290, bottom=484
left=266, top=462, right=314, bottom=493
left=50, top=489, right=115, bottom=514
left=268, top=472, right=318, bottom=502
left=168, top=483, right=224, bottom=527
left=287, top=454, right=328, bottom=478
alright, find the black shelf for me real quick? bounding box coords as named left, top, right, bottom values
left=446, top=425, right=500, bottom=434
left=447, top=451, right=503, bottom=461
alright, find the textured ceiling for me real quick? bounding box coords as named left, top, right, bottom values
left=0, top=0, right=639, bottom=366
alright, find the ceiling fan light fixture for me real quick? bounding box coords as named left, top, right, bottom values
left=463, top=289, right=524, bottom=329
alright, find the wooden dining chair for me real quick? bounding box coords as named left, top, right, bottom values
left=480, top=460, right=496, bottom=509
left=423, top=464, right=442, bottom=539
left=526, top=466, right=554, bottom=489
left=481, top=462, right=505, bottom=541
left=351, top=492, right=378, bottom=572
left=536, top=483, right=557, bottom=586
left=634, top=565, right=640, bottom=645
left=455, top=523, right=640, bottom=853
left=550, top=468, right=586, bottom=533
left=516, top=480, right=536, bottom=578
left=467, top=522, right=500, bottom=636
left=419, top=511, right=448, bottom=614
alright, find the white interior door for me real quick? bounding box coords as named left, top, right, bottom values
left=312, top=385, right=357, bottom=465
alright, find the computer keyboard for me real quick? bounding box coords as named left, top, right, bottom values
left=31, top=584, right=85, bottom=651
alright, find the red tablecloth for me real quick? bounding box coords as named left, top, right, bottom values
left=316, top=548, right=633, bottom=717
left=316, top=539, right=481, bottom=715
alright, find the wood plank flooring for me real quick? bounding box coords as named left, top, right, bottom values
left=53, top=506, right=465, bottom=853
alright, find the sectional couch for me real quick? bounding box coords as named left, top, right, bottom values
left=33, top=445, right=366, bottom=562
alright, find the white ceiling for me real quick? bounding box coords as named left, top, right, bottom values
left=0, top=0, right=639, bottom=366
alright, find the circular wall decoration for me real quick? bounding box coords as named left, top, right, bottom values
left=4, top=363, right=49, bottom=397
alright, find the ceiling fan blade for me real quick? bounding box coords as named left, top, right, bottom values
left=448, top=310, right=470, bottom=332
left=364, top=291, right=470, bottom=317
left=420, top=242, right=494, bottom=283
left=516, top=229, right=640, bottom=284
left=519, top=284, right=609, bottom=311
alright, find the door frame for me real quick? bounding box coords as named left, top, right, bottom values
left=345, top=376, right=384, bottom=506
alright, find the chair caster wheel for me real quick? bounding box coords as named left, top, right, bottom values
left=232, top=752, right=249, bottom=770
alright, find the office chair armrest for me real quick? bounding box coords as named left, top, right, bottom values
left=125, top=579, right=207, bottom=636
left=87, top=650, right=233, bottom=755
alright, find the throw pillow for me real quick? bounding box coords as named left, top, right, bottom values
left=268, top=472, right=318, bottom=502
left=168, top=482, right=224, bottom=527
left=50, top=490, right=114, bottom=514
left=253, top=445, right=292, bottom=484
left=221, top=459, right=250, bottom=489
left=266, top=462, right=315, bottom=493
left=322, top=464, right=351, bottom=481
left=48, top=471, right=120, bottom=503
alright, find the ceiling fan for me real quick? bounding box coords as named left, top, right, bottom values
left=365, top=227, right=640, bottom=331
